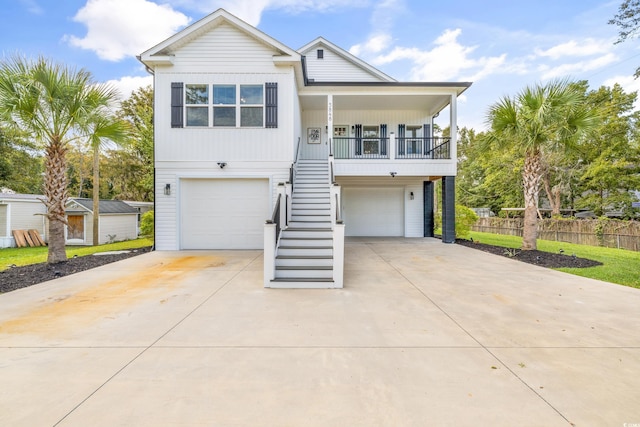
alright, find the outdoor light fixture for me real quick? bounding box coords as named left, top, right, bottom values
left=390, top=172, right=397, bottom=178
left=217, top=162, right=227, bottom=169
left=164, top=183, right=171, bottom=195
left=410, top=191, right=414, bottom=200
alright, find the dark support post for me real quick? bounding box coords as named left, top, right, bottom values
left=442, top=176, right=456, bottom=243
left=423, top=181, right=434, bottom=237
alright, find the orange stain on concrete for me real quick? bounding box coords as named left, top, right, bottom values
left=0, top=255, right=225, bottom=336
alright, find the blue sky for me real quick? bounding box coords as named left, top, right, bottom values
left=1, top=0, right=638, bottom=130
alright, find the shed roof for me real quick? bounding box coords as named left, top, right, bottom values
left=67, top=198, right=138, bottom=215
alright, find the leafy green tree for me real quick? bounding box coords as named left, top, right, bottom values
left=108, top=85, right=154, bottom=202
left=610, top=0, right=640, bottom=77
left=0, top=56, right=123, bottom=263
left=486, top=79, right=598, bottom=250
left=575, top=83, right=640, bottom=217
left=0, top=126, right=43, bottom=193
left=457, top=127, right=523, bottom=215
left=87, top=112, right=129, bottom=246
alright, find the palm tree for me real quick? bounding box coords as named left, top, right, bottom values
left=486, top=79, right=598, bottom=250
left=0, top=56, right=123, bottom=263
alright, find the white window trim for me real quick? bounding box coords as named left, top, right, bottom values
left=184, top=83, right=266, bottom=128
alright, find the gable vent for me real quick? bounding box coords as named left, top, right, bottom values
left=317, top=49, right=323, bottom=59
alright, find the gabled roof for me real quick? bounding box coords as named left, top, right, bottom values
left=139, top=8, right=301, bottom=66
left=298, top=37, right=396, bottom=83
left=66, top=199, right=138, bottom=215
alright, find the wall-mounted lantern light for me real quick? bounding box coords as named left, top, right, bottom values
left=164, top=183, right=171, bottom=195
left=410, top=191, right=414, bottom=200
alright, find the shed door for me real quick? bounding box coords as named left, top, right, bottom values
left=343, top=187, right=404, bottom=236
left=67, top=215, right=85, bottom=240
left=180, top=178, right=270, bottom=249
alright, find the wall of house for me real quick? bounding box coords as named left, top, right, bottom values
left=301, top=46, right=386, bottom=82
left=151, top=22, right=302, bottom=250
left=0, top=200, right=48, bottom=248
left=98, top=214, right=138, bottom=244
left=336, top=176, right=427, bottom=238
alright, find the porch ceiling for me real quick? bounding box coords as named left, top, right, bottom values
left=299, top=94, right=452, bottom=114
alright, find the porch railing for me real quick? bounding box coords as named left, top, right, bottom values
left=396, top=137, right=451, bottom=159
left=334, top=137, right=390, bottom=159
left=333, top=136, right=451, bottom=159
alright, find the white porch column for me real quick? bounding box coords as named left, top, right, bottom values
left=332, top=222, right=345, bottom=288
left=327, top=94, right=333, bottom=157
left=264, top=222, right=276, bottom=287
left=389, top=132, right=396, bottom=160
left=450, top=93, right=457, bottom=162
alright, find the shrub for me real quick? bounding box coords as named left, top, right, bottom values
left=455, top=204, right=478, bottom=238
left=435, top=205, right=479, bottom=238
left=140, top=210, right=154, bottom=237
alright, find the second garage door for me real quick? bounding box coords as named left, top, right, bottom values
left=342, top=187, right=404, bottom=236
left=180, top=178, right=270, bottom=249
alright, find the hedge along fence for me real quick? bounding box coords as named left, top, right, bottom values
left=472, top=217, right=640, bottom=251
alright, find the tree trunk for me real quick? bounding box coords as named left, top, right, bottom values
left=522, top=150, right=542, bottom=250
left=93, top=145, right=100, bottom=246
left=43, top=138, right=68, bottom=263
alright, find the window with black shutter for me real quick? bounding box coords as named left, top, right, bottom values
left=265, top=82, right=278, bottom=128
left=171, top=82, right=184, bottom=128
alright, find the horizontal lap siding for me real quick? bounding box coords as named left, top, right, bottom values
left=10, top=201, right=46, bottom=234
left=99, top=215, right=138, bottom=244
left=155, top=165, right=289, bottom=250
left=0, top=205, right=7, bottom=236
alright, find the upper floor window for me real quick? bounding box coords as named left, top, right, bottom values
left=184, top=84, right=265, bottom=128
left=185, top=84, right=209, bottom=127
left=172, top=81, right=277, bottom=128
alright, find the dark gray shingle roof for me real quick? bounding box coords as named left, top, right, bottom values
left=68, top=198, right=138, bottom=214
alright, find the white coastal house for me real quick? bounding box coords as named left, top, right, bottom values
left=139, top=8, right=471, bottom=288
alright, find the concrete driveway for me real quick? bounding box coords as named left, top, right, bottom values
left=1, top=238, right=639, bottom=426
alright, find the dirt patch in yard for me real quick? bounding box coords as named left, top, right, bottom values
left=0, top=248, right=152, bottom=294
left=455, top=239, right=602, bottom=269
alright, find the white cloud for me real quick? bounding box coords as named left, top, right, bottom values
left=20, top=0, right=43, bottom=14
left=538, top=52, right=618, bottom=80
left=534, top=39, right=612, bottom=60
left=105, top=75, right=154, bottom=100
left=603, top=74, right=640, bottom=97
left=66, top=0, right=191, bottom=61
left=370, top=28, right=506, bottom=82
left=168, top=0, right=368, bottom=26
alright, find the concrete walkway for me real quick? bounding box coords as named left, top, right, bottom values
left=0, top=238, right=639, bottom=426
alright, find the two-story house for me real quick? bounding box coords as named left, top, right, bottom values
left=139, top=8, right=471, bottom=289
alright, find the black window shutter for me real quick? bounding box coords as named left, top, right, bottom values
left=380, top=124, right=387, bottom=156
left=265, top=82, right=278, bottom=128
left=171, top=82, right=184, bottom=128
left=398, top=124, right=405, bottom=156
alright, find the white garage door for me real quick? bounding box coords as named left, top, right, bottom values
left=343, top=187, right=404, bottom=236
left=180, top=178, right=270, bottom=249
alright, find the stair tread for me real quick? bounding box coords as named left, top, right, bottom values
left=276, top=255, right=333, bottom=259
left=276, top=266, right=333, bottom=270
left=278, top=246, right=333, bottom=249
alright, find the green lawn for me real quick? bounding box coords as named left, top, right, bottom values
left=0, top=238, right=153, bottom=272
left=468, top=231, right=640, bottom=289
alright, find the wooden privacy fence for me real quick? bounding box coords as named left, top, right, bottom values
left=472, top=218, right=640, bottom=251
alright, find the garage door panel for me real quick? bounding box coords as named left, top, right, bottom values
left=180, top=179, right=269, bottom=249
left=343, top=187, right=404, bottom=237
